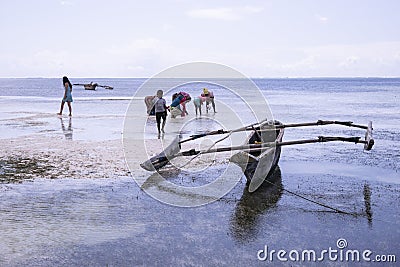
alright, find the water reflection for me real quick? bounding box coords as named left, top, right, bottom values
left=230, top=167, right=283, bottom=243
left=141, top=168, right=182, bottom=190
left=60, top=117, right=73, bottom=140
left=0, top=178, right=145, bottom=264
left=363, top=183, right=373, bottom=226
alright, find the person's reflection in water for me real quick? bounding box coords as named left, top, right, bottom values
left=230, top=167, right=283, bottom=243
left=60, top=117, right=73, bottom=140
left=363, top=183, right=373, bottom=226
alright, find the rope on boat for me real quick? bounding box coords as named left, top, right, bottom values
left=261, top=178, right=400, bottom=227
left=176, top=123, right=248, bottom=169
left=262, top=178, right=358, bottom=216
left=178, top=120, right=273, bottom=168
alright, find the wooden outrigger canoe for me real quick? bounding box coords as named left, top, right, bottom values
left=140, top=119, right=374, bottom=192
left=73, top=83, right=114, bottom=90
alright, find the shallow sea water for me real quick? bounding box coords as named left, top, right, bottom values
left=0, top=78, right=399, bottom=266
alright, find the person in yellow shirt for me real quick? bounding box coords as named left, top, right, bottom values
left=201, top=88, right=216, bottom=113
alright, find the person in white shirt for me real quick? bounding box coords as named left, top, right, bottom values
left=154, top=90, right=169, bottom=135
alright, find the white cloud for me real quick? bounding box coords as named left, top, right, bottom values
left=60, top=1, right=73, bottom=6
left=101, top=38, right=182, bottom=77
left=186, top=6, right=263, bottom=21
left=339, top=56, right=359, bottom=67
left=281, top=55, right=319, bottom=71
left=126, top=38, right=163, bottom=51
left=395, top=52, right=400, bottom=61
left=107, top=38, right=166, bottom=58
left=162, top=23, right=173, bottom=32
left=187, top=8, right=240, bottom=21
left=243, top=6, right=264, bottom=14
left=2, top=37, right=400, bottom=77
left=217, top=41, right=400, bottom=77
left=315, top=14, right=328, bottom=23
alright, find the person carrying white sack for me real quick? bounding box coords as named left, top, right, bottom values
left=144, top=95, right=157, bottom=115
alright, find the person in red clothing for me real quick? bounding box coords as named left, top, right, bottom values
left=171, top=92, right=191, bottom=117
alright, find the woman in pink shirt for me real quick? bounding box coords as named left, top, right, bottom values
left=171, top=92, right=191, bottom=117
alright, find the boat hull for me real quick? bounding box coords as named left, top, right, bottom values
left=84, top=85, right=96, bottom=90
left=246, top=120, right=283, bottom=183
left=243, top=142, right=282, bottom=183
left=84, top=83, right=98, bottom=90
left=230, top=120, right=284, bottom=190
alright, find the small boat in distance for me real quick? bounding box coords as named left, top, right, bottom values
left=73, top=82, right=113, bottom=90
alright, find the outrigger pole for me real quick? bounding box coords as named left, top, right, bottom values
left=182, top=120, right=371, bottom=144
left=180, top=136, right=370, bottom=157
left=274, top=120, right=369, bottom=130
left=73, top=83, right=114, bottom=90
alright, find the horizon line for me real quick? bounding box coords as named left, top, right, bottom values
left=1, top=76, right=399, bottom=79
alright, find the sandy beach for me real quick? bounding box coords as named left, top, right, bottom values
left=0, top=135, right=128, bottom=182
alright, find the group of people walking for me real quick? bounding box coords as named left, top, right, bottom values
left=145, top=88, right=217, bottom=135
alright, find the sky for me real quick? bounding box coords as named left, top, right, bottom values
left=0, top=0, right=399, bottom=78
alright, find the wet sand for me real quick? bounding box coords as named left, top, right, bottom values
left=0, top=117, right=399, bottom=266
left=0, top=135, right=128, bottom=182
left=0, top=166, right=399, bottom=266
